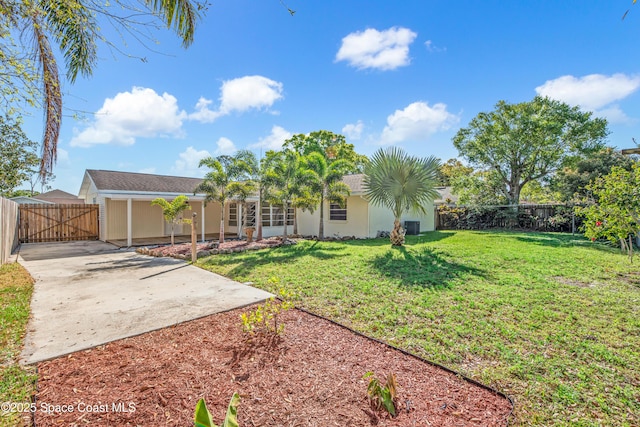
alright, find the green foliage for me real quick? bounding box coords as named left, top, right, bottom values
left=453, top=96, right=609, bottom=206
left=0, top=114, right=40, bottom=197
left=552, top=147, right=636, bottom=203
left=437, top=158, right=473, bottom=187
left=151, top=195, right=191, bottom=246
left=364, top=147, right=440, bottom=245
left=283, top=130, right=367, bottom=172
left=194, top=393, right=240, bottom=427
left=0, top=263, right=37, bottom=426
left=578, top=162, right=640, bottom=262
left=241, top=279, right=295, bottom=336
left=364, top=371, right=398, bottom=417
left=450, top=169, right=507, bottom=206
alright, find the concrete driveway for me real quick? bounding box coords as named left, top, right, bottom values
left=19, top=241, right=272, bottom=364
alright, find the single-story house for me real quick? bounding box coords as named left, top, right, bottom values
left=78, top=170, right=436, bottom=246
left=11, top=189, right=84, bottom=205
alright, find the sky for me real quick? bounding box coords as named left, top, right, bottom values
left=16, top=0, right=640, bottom=194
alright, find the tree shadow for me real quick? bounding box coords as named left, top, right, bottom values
left=339, top=230, right=458, bottom=248
left=369, top=245, right=486, bottom=289
left=199, top=241, right=343, bottom=277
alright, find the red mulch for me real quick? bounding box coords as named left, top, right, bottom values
left=141, top=237, right=290, bottom=258
left=34, top=306, right=511, bottom=426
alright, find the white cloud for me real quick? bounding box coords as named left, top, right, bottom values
left=250, top=125, right=293, bottom=151
left=380, top=101, right=460, bottom=145
left=172, top=146, right=211, bottom=177
left=70, top=87, right=186, bottom=147
left=214, top=137, right=237, bottom=155
left=335, top=27, right=417, bottom=71
left=56, top=148, right=71, bottom=168
left=424, top=40, right=446, bottom=53
left=535, top=73, right=640, bottom=123
left=188, top=76, right=284, bottom=123
left=342, top=121, right=364, bottom=140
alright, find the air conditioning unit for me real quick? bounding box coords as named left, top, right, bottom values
left=404, top=221, right=420, bottom=235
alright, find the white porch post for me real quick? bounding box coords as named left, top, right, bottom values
left=127, top=198, right=132, bottom=247
left=238, top=203, right=243, bottom=238
left=201, top=202, right=205, bottom=242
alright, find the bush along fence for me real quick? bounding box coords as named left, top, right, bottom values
left=0, top=197, right=20, bottom=264
left=435, top=204, right=582, bottom=233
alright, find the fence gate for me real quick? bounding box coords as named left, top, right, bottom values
left=19, top=204, right=99, bottom=243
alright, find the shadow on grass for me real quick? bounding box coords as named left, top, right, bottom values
left=340, top=230, right=458, bottom=249
left=199, top=240, right=343, bottom=277
left=370, top=245, right=486, bottom=289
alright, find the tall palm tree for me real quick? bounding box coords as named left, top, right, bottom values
left=195, top=151, right=255, bottom=244
left=304, top=151, right=353, bottom=239
left=2, top=0, right=202, bottom=177
left=261, top=149, right=315, bottom=239
left=363, top=147, right=440, bottom=246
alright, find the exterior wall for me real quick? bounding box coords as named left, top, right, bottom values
left=296, top=196, right=369, bottom=238
left=368, top=203, right=435, bottom=236
left=105, top=199, right=165, bottom=239
left=203, top=202, right=221, bottom=233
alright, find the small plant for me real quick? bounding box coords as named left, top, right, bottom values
left=364, top=371, right=398, bottom=418
left=241, top=279, right=295, bottom=336
left=194, top=393, right=240, bottom=427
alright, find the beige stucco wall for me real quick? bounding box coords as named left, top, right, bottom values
left=105, top=199, right=165, bottom=239
left=297, top=196, right=436, bottom=239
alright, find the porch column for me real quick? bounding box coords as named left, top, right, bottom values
left=127, top=198, right=132, bottom=247
left=201, top=202, right=205, bottom=242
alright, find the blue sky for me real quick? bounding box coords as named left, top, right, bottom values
left=18, top=0, right=640, bottom=194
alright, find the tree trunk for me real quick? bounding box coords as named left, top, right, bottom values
left=318, top=192, right=325, bottom=240
left=282, top=201, right=288, bottom=240
left=293, top=208, right=298, bottom=235
left=390, top=219, right=405, bottom=246
left=256, top=193, right=263, bottom=241
left=219, top=203, right=225, bottom=244
left=170, top=222, right=175, bottom=246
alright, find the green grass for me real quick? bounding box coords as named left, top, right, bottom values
left=0, top=263, right=37, bottom=427
left=198, top=230, right=640, bottom=427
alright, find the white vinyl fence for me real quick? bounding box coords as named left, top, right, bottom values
left=0, top=197, right=19, bottom=264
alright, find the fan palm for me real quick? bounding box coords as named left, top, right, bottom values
left=2, top=0, right=202, bottom=177
left=363, top=147, right=440, bottom=246
left=304, top=151, right=353, bottom=239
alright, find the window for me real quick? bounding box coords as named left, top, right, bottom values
left=228, top=203, right=237, bottom=226
left=330, top=202, right=347, bottom=221
left=261, top=203, right=294, bottom=226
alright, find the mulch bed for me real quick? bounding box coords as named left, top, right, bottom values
left=34, top=305, right=512, bottom=426
left=138, top=237, right=292, bottom=260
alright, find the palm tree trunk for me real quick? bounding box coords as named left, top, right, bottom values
left=318, top=193, right=325, bottom=239
left=171, top=222, right=175, bottom=246
left=282, top=201, right=288, bottom=240
left=219, top=203, right=225, bottom=244
left=256, top=192, right=263, bottom=241
left=293, top=208, right=298, bottom=235
left=390, top=219, right=405, bottom=246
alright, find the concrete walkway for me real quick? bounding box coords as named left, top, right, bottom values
left=19, top=241, right=272, bottom=364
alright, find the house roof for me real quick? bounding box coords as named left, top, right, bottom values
left=434, top=186, right=458, bottom=204
left=342, top=174, right=365, bottom=194
left=33, top=189, right=84, bottom=204
left=86, top=170, right=204, bottom=194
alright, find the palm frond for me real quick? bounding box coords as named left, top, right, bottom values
left=144, top=0, right=201, bottom=47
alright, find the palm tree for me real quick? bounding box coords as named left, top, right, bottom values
left=227, top=150, right=258, bottom=240
left=363, top=147, right=440, bottom=246
left=151, top=195, right=191, bottom=246
left=261, top=150, right=315, bottom=239
left=304, top=151, right=353, bottom=239
left=2, top=0, right=202, bottom=178
left=195, top=151, right=255, bottom=244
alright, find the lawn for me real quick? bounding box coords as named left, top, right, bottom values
left=0, top=262, right=37, bottom=427
left=198, top=230, right=640, bottom=427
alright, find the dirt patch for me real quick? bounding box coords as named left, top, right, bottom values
left=35, top=306, right=511, bottom=426
left=553, top=276, right=595, bottom=288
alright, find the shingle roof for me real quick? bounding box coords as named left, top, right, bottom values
left=87, top=170, right=203, bottom=194
left=33, top=189, right=82, bottom=203
left=342, top=174, right=365, bottom=194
